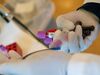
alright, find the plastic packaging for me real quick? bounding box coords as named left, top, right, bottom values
left=5, top=0, right=55, bottom=35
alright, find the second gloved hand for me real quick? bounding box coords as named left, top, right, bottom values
left=50, top=10, right=100, bottom=53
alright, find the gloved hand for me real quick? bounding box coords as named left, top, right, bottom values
left=50, top=10, right=100, bottom=53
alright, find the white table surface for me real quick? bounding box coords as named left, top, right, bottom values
left=0, top=19, right=47, bottom=56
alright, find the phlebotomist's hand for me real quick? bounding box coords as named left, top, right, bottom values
left=50, top=3, right=100, bottom=53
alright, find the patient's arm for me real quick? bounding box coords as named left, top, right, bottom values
left=68, top=53, right=100, bottom=75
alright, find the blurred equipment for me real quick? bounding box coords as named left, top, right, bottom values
left=5, top=0, right=55, bottom=36
left=0, top=42, right=22, bottom=59
left=6, top=42, right=23, bottom=56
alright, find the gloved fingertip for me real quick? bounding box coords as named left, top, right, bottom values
left=56, top=15, right=75, bottom=30
left=56, top=15, right=63, bottom=22
left=68, top=31, right=80, bottom=52
left=68, top=31, right=76, bottom=39
left=75, top=25, right=82, bottom=36
left=56, top=15, right=64, bottom=27
left=60, top=42, right=69, bottom=52
left=49, top=40, right=62, bottom=49
left=53, top=30, right=62, bottom=41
